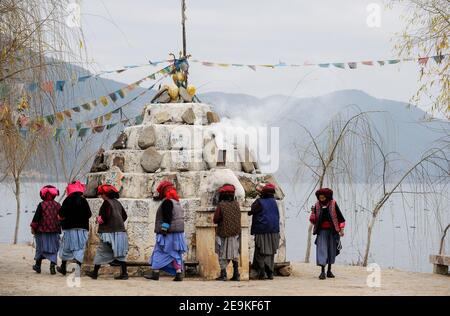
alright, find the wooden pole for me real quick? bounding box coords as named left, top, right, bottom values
left=181, top=0, right=187, bottom=58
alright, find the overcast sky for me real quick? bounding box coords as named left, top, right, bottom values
left=78, top=0, right=429, bottom=106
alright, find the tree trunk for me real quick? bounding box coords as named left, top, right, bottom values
left=304, top=223, right=313, bottom=263
left=13, top=177, right=21, bottom=244
left=363, top=212, right=378, bottom=266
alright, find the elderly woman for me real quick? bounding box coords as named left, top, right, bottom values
left=249, top=183, right=280, bottom=280
left=86, top=184, right=129, bottom=280
left=30, top=185, right=61, bottom=275
left=145, top=181, right=187, bottom=282
left=309, top=188, right=345, bottom=279
left=213, top=184, right=241, bottom=281
left=57, top=181, right=92, bottom=275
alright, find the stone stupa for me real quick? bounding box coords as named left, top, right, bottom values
left=83, top=83, right=289, bottom=280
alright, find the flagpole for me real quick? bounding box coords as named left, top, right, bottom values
left=181, top=0, right=187, bottom=58
left=181, top=0, right=187, bottom=86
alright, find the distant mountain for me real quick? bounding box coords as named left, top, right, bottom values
left=199, top=89, right=448, bottom=186
left=25, top=60, right=447, bottom=185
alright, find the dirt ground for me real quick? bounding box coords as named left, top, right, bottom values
left=0, top=244, right=448, bottom=296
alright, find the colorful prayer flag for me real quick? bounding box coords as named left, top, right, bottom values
left=55, top=112, right=65, bottom=123
left=361, top=61, right=374, bottom=66
left=56, top=81, right=65, bottom=92
left=100, top=96, right=109, bottom=106
left=27, top=83, right=38, bottom=92
left=63, top=110, right=72, bottom=119
left=106, top=122, right=118, bottom=130
left=55, top=128, right=64, bottom=140
left=78, top=75, right=91, bottom=82
left=432, top=55, right=445, bottom=64
left=45, top=115, right=55, bottom=125
left=332, top=63, right=345, bottom=69
left=81, top=103, right=91, bottom=111
left=109, top=92, right=118, bottom=102
left=42, top=81, right=54, bottom=94
left=117, top=89, right=126, bottom=99
left=104, top=113, right=113, bottom=121
left=418, top=57, right=429, bottom=65
left=78, top=128, right=89, bottom=138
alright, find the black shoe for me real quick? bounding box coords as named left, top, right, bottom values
left=173, top=272, right=183, bottom=281
left=266, top=271, right=274, bottom=280
left=57, top=260, right=67, bottom=275
left=319, top=271, right=326, bottom=280
left=32, top=258, right=42, bottom=274
left=32, top=264, right=41, bottom=274
left=230, top=262, right=240, bottom=281
left=50, top=263, right=56, bottom=275
left=86, top=271, right=98, bottom=280
left=215, top=269, right=227, bottom=281
left=114, top=273, right=129, bottom=280
left=114, top=262, right=128, bottom=280
left=327, top=271, right=335, bottom=278
left=258, top=270, right=266, bottom=280
left=144, top=271, right=159, bottom=280
left=57, top=266, right=66, bottom=276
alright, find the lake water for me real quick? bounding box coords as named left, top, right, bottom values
left=1, top=181, right=448, bottom=273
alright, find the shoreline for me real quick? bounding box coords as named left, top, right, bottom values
left=0, top=244, right=448, bottom=296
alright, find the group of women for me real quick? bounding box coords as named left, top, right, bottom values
left=30, top=179, right=345, bottom=281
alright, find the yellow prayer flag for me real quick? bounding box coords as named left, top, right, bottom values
left=104, top=113, right=112, bottom=121
left=100, top=96, right=109, bottom=106
left=55, top=112, right=65, bottom=123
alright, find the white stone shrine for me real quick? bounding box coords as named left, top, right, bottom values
left=83, top=102, right=287, bottom=280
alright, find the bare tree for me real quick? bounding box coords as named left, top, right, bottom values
left=291, top=108, right=382, bottom=263
left=361, top=141, right=450, bottom=266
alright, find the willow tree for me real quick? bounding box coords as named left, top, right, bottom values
left=292, top=108, right=382, bottom=263
left=0, top=0, right=86, bottom=243
left=391, top=0, right=450, bottom=118
left=361, top=139, right=450, bottom=266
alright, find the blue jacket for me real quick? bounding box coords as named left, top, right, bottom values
left=250, top=197, right=280, bottom=235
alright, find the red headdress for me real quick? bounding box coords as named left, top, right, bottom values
left=218, top=184, right=236, bottom=194
left=262, top=183, right=276, bottom=192
left=156, top=180, right=179, bottom=201
left=66, top=181, right=86, bottom=196
left=97, top=184, right=119, bottom=195
left=315, top=188, right=333, bottom=204
left=39, top=185, right=59, bottom=201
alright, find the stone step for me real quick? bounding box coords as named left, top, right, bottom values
left=124, top=124, right=208, bottom=151
left=142, top=103, right=213, bottom=125
left=102, top=148, right=243, bottom=173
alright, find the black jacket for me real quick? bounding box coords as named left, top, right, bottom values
left=59, top=192, right=92, bottom=230
left=98, top=199, right=127, bottom=233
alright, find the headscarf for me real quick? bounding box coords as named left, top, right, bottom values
left=261, top=183, right=276, bottom=194
left=156, top=180, right=179, bottom=201
left=218, top=184, right=235, bottom=194
left=315, top=188, right=333, bottom=205
left=97, top=184, right=119, bottom=195
left=39, top=185, right=59, bottom=201
left=66, top=180, right=86, bottom=196
left=257, top=182, right=276, bottom=196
